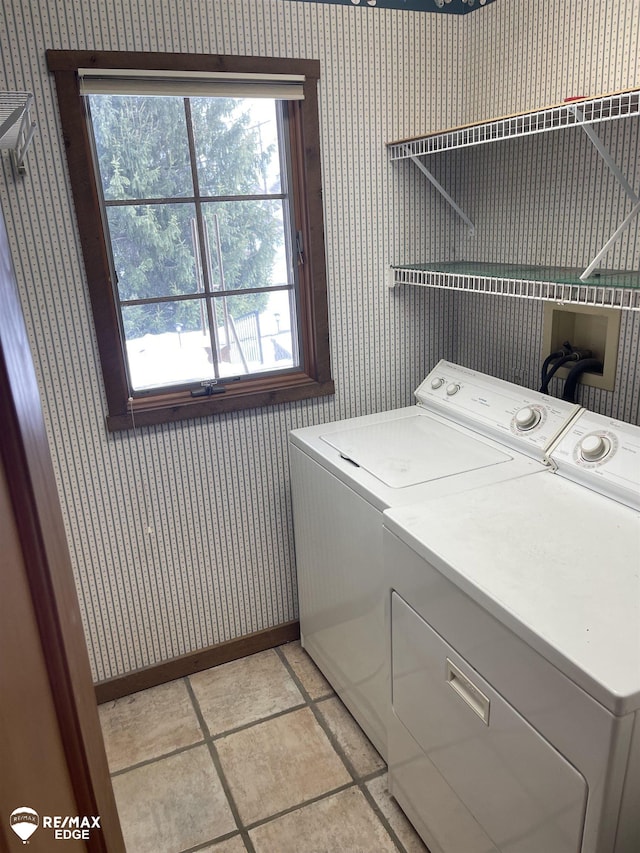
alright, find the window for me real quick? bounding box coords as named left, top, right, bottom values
left=47, top=52, right=333, bottom=430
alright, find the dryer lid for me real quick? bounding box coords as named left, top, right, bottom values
left=320, top=414, right=510, bottom=488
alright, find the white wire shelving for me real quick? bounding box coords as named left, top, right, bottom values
left=0, top=92, right=36, bottom=174
left=388, top=89, right=640, bottom=159
left=388, top=87, right=640, bottom=306
left=391, top=264, right=640, bottom=311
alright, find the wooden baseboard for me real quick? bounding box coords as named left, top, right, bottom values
left=94, top=620, right=300, bottom=704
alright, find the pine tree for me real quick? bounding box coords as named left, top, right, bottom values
left=90, top=94, right=281, bottom=339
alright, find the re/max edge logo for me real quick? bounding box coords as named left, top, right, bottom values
left=44, top=815, right=102, bottom=838
left=10, top=808, right=101, bottom=843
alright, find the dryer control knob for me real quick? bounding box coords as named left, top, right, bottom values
left=580, top=434, right=610, bottom=462
left=446, top=383, right=460, bottom=396
left=431, top=377, right=444, bottom=390
left=514, top=406, right=541, bottom=431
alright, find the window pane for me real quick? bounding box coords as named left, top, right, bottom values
left=192, top=98, right=282, bottom=196
left=203, top=200, right=288, bottom=292
left=107, top=203, right=201, bottom=301
left=123, top=300, right=215, bottom=391
left=89, top=95, right=194, bottom=200
left=214, top=290, right=298, bottom=377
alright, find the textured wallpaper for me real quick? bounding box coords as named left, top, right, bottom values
left=451, top=2, right=640, bottom=422
left=0, top=0, right=450, bottom=681
left=1, top=0, right=638, bottom=682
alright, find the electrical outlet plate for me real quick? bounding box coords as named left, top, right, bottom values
left=542, top=303, right=620, bottom=392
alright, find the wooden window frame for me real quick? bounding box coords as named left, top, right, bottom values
left=46, top=50, right=334, bottom=431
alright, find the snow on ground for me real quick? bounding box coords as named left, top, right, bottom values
left=126, top=303, right=295, bottom=391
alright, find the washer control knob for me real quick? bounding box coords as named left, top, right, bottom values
left=431, top=377, right=444, bottom=390
left=580, top=434, right=610, bottom=462
left=514, top=406, right=541, bottom=431
left=446, top=383, right=460, bottom=396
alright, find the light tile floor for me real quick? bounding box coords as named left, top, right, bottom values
left=99, top=641, right=429, bottom=853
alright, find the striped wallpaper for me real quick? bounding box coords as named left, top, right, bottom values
left=0, top=0, right=638, bottom=682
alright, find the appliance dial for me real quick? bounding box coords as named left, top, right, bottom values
left=580, top=434, right=611, bottom=462
left=514, top=406, right=541, bottom=431
left=446, top=383, right=460, bottom=396
left=431, top=377, right=444, bottom=390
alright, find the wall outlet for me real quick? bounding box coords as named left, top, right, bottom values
left=542, top=303, right=620, bottom=391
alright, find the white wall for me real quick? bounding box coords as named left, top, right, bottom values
left=468, top=0, right=640, bottom=120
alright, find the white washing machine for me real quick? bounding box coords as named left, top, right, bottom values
left=385, top=409, right=640, bottom=852
left=289, top=360, right=581, bottom=758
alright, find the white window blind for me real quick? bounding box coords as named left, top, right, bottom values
left=78, top=68, right=305, bottom=100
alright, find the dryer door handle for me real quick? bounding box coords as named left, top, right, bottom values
left=446, top=658, right=491, bottom=725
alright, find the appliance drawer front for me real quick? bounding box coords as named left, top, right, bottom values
left=390, top=592, right=587, bottom=853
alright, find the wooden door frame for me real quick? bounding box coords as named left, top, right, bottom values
left=0, top=206, right=124, bottom=852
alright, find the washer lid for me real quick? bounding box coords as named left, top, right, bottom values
left=321, top=414, right=511, bottom=488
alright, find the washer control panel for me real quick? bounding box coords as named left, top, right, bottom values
left=415, top=360, right=581, bottom=460
left=579, top=433, right=614, bottom=463
left=551, top=410, right=640, bottom=509
left=513, top=405, right=543, bottom=432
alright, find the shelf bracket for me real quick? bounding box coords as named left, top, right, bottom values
left=0, top=92, right=37, bottom=175
left=405, top=146, right=475, bottom=235
left=580, top=198, right=640, bottom=281
left=569, top=105, right=640, bottom=281
left=571, top=105, right=639, bottom=205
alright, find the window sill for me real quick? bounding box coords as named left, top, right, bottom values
left=106, top=374, right=335, bottom=431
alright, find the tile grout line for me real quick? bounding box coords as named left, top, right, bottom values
left=109, top=737, right=208, bottom=778
left=179, top=827, right=242, bottom=853
left=276, top=645, right=382, bottom=786
left=209, top=701, right=308, bottom=740
left=276, top=645, right=410, bottom=853
left=274, top=645, right=339, bottom=712
left=273, top=644, right=319, bottom=705
left=358, top=777, right=411, bottom=853
left=306, top=701, right=408, bottom=853
left=183, top=675, right=259, bottom=853
left=243, top=780, right=359, bottom=834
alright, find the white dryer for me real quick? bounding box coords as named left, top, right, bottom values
left=289, top=360, right=581, bottom=758
left=385, top=410, right=640, bottom=852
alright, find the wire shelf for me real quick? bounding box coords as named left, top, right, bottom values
left=390, top=264, right=640, bottom=310
left=388, top=89, right=640, bottom=160
left=0, top=92, right=36, bottom=174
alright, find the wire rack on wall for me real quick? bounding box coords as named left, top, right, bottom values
left=391, top=265, right=640, bottom=311
left=0, top=92, right=36, bottom=175
left=388, top=89, right=640, bottom=159
left=388, top=86, right=640, bottom=304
